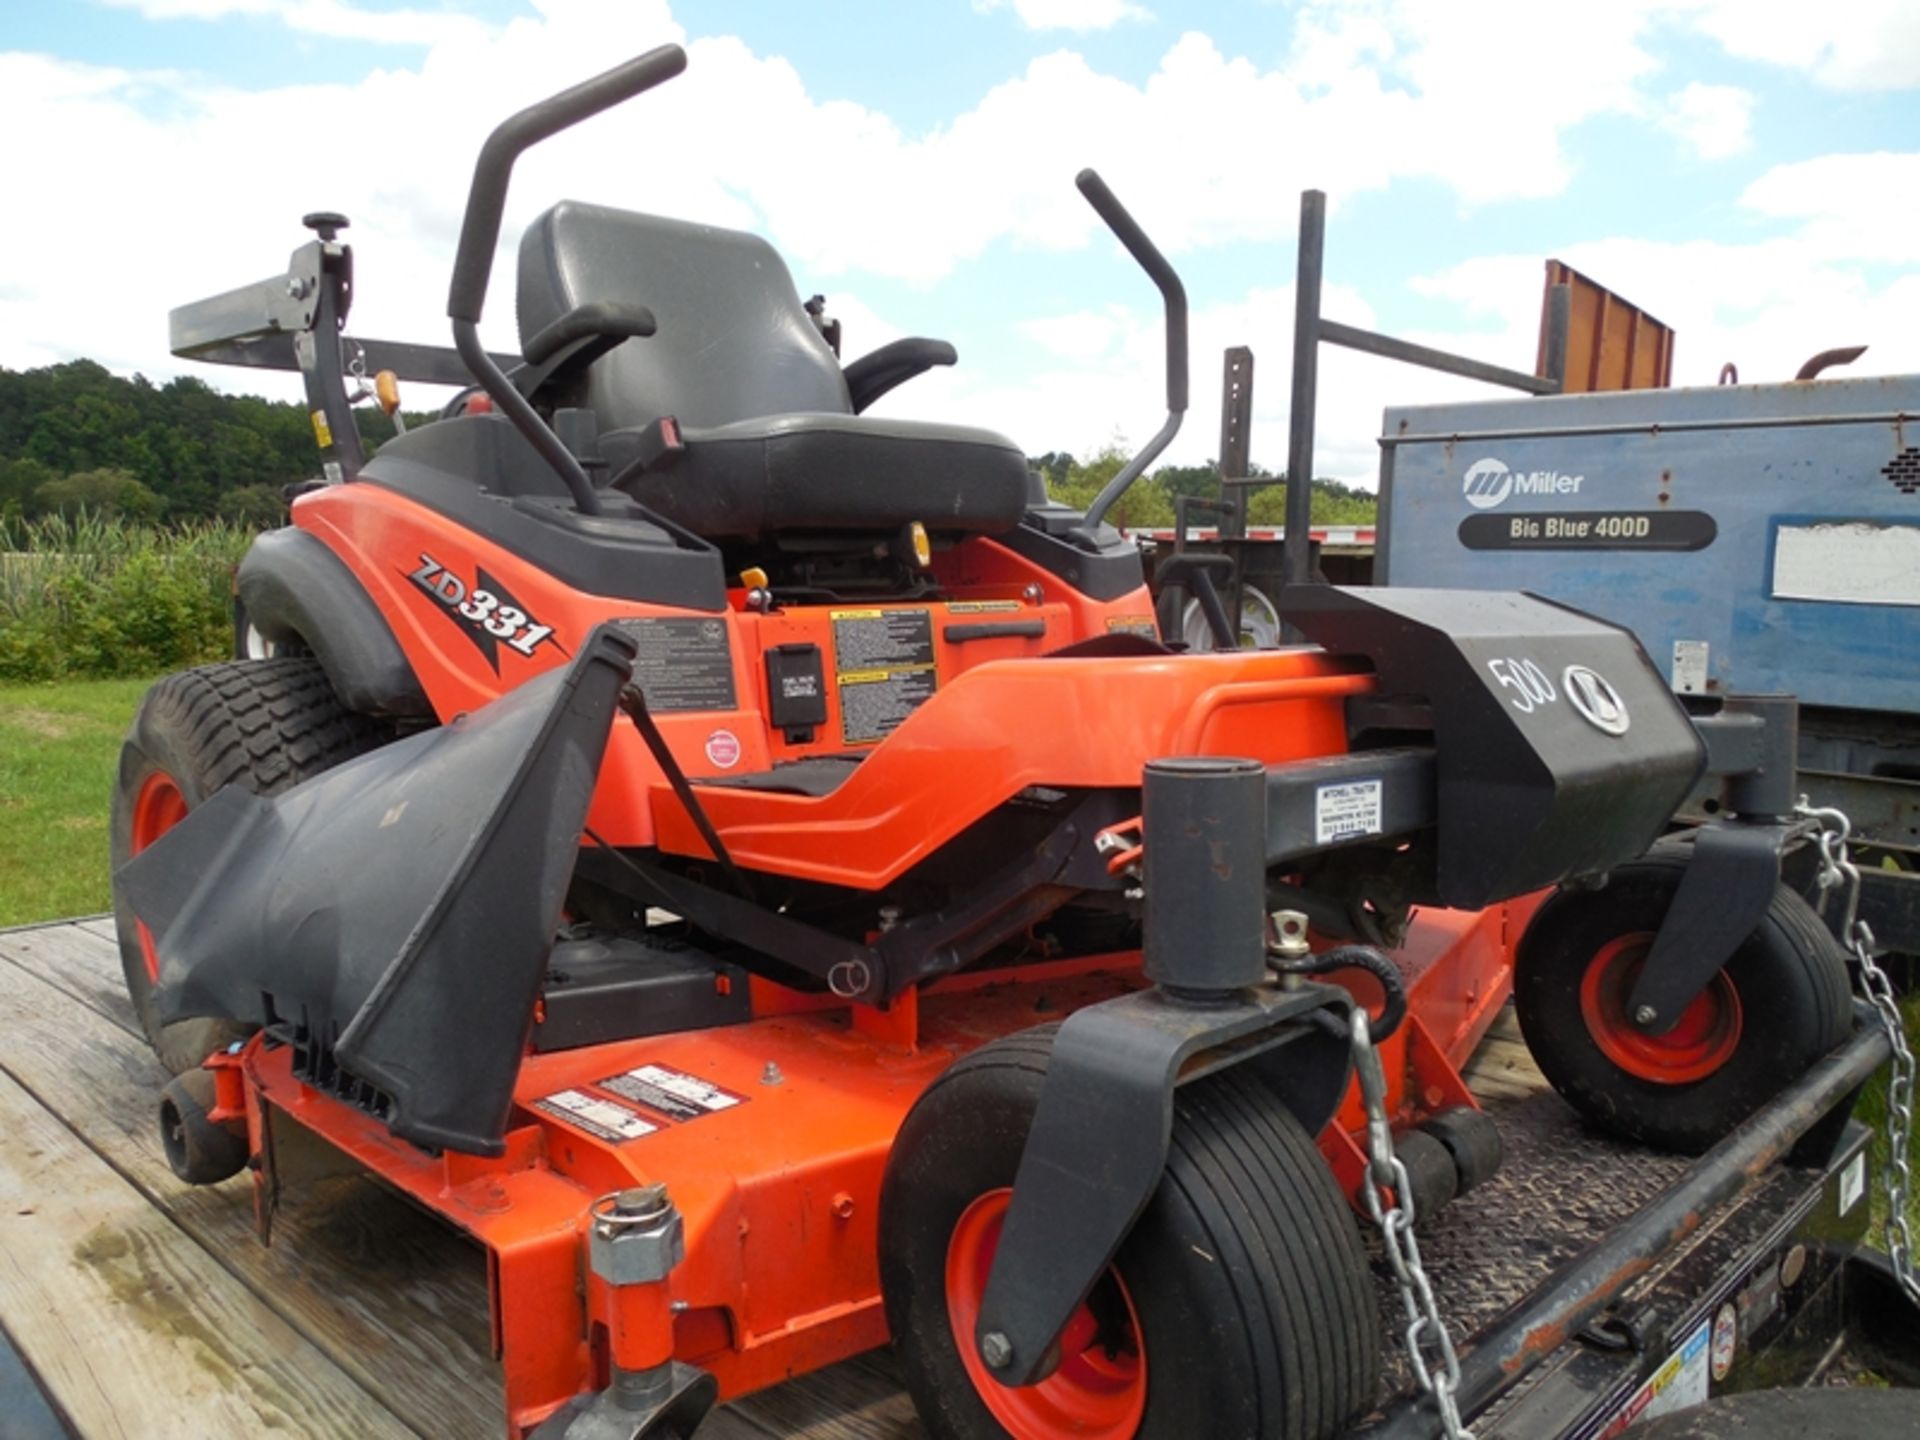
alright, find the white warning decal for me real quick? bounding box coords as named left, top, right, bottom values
left=1840, top=1152, right=1866, bottom=1215
left=1315, top=780, right=1384, bottom=845
left=601, top=1063, right=746, bottom=1124
left=534, top=1088, right=658, bottom=1143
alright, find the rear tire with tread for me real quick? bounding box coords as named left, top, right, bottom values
left=111, top=657, right=390, bottom=1074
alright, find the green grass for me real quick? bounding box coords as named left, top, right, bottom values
left=0, top=675, right=151, bottom=925
left=1857, top=990, right=1920, bottom=1237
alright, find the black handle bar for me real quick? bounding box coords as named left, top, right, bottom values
left=1075, top=168, right=1188, bottom=414
left=448, top=44, right=688, bottom=323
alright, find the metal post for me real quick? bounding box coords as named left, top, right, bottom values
left=1543, top=282, right=1571, bottom=394
left=1283, top=191, right=1325, bottom=591
left=1142, top=757, right=1268, bottom=997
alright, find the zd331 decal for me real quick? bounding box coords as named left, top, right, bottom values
left=406, top=554, right=560, bottom=672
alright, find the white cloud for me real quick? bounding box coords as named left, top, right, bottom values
left=1409, top=150, right=1920, bottom=399
left=1659, top=82, right=1753, bottom=160
left=1681, top=0, right=1920, bottom=92
left=1020, top=309, right=1129, bottom=363
left=972, top=0, right=1151, bottom=33
left=1739, top=152, right=1920, bottom=265
left=98, top=0, right=491, bottom=47
left=4, top=1, right=1915, bottom=489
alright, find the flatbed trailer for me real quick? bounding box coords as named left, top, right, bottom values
left=5, top=914, right=1910, bottom=1438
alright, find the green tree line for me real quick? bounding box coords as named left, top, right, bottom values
left=0, top=360, right=420, bottom=527
left=0, top=360, right=1374, bottom=534
left=1031, top=446, right=1375, bottom=531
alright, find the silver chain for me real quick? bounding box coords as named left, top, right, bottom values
left=1351, top=1009, right=1475, bottom=1440
left=1796, top=801, right=1920, bottom=1308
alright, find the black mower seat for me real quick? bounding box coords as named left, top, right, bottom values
left=517, top=202, right=1028, bottom=540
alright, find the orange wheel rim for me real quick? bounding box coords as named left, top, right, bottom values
left=946, top=1188, right=1147, bottom=1439
left=130, top=772, right=189, bottom=982
left=1579, top=932, right=1743, bottom=1084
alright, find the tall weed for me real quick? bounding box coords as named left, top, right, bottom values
left=0, top=512, right=251, bottom=681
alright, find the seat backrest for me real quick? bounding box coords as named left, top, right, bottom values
left=516, top=201, right=852, bottom=432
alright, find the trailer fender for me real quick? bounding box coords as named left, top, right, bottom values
left=236, top=527, right=433, bottom=719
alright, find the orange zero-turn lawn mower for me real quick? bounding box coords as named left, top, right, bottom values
left=114, top=45, right=1857, bottom=1440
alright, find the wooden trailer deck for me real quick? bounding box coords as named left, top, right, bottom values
left=0, top=915, right=1557, bottom=1440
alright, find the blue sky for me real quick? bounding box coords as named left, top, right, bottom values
left=2, top=0, right=1915, bottom=482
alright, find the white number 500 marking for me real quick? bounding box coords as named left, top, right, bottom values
left=1487, top=656, right=1557, bottom=714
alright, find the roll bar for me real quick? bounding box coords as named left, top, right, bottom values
left=1074, top=168, right=1188, bottom=531
left=446, top=44, right=689, bottom=515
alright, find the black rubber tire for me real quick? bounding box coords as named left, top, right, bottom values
left=1515, top=851, right=1851, bottom=1155
left=158, top=1067, right=249, bottom=1185
left=1419, top=1106, right=1504, bottom=1195
left=1392, top=1126, right=1460, bottom=1223
left=879, top=1027, right=1380, bottom=1440
left=1631, top=1389, right=1920, bottom=1438
left=110, top=657, right=390, bottom=1075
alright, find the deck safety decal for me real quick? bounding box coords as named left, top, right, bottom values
left=534, top=1088, right=659, bottom=1143
left=599, top=1063, right=746, bottom=1124
left=831, top=608, right=937, bottom=744
left=615, top=617, right=738, bottom=712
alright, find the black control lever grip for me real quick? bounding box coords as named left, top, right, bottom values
left=448, top=44, right=688, bottom=323
left=1075, top=167, right=1188, bottom=413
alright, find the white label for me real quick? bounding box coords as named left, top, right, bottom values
left=535, top=1088, right=658, bottom=1143
left=1840, top=1152, right=1866, bottom=1215
left=1672, top=639, right=1709, bottom=695
left=600, top=1063, right=746, bottom=1123
left=1315, top=780, right=1384, bottom=844
left=1772, top=522, right=1920, bottom=606
left=1595, top=1319, right=1710, bottom=1436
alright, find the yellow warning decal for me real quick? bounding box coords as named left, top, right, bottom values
left=310, top=410, right=333, bottom=449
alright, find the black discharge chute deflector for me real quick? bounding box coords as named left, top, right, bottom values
left=116, top=626, right=636, bottom=1156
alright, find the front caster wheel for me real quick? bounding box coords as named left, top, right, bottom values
left=879, top=1027, right=1379, bottom=1440
left=1515, top=851, right=1851, bottom=1155
left=159, top=1068, right=248, bottom=1185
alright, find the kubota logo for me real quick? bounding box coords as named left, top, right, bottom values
left=1462, top=456, right=1585, bottom=509
left=1563, top=664, right=1630, bottom=736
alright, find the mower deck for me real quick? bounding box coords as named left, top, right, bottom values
left=0, top=912, right=1735, bottom=1439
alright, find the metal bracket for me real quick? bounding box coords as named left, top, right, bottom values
left=972, top=980, right=1349, bottom=1387
left=1628, top=822, right=1787, bottom=1034
left=1629, top=694, right=1805, bottom=1032
left=528, top=1364, right=717, bottom=1440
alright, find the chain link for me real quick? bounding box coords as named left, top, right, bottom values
left=1796, top=800, right=1920, bottom=1309
left=1351, top=1009, right=1475, bottom=1440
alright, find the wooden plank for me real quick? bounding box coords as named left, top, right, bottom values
left=70, top=913, right=120, bottom=944
left=2, top=920, right=142, bottom=1037
left=730, top=1350, right=920, bottom=1439
left=0, top=945, right=504, bottom=1437
left=0, top=1068, right=411, bottom=1440
left=0, top=928, right=878, bottom=1440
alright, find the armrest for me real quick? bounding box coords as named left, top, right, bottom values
left=843, top=337, right=957, bottom=414
left=522, top=301, right=657, bottom=365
